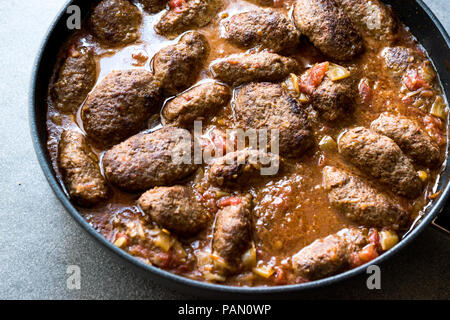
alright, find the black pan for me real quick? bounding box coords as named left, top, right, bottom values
left=30, top=0, right=450, bottom=297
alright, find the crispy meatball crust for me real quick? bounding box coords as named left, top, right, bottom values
left=212, top=196, right=253, bottom=269
left=338, top=127, right=422, bottom=198
left=311, top=77, right=356, bottom=121
left=153, top=32, right=209, bottom=96
left=162, top=82, right=231, bottom=128
left=336, top=0, right=397, bottom=42
left=138, top=186, right=208, bottom=237
left=90, top=0, right=142, bottom=46
left=233, top=82, right=314, bottom=157
left=103, top=127, right=198, bottom=192
left=138, top=0, right=168, bottom=13
left=52, top=48, right=97, bottom=113
left=210, top=52, right=299, bottom=86
left=323, top=166, right=409, bottom=229
left=371, top=113, right=441, bottom=167
left=208, top=148, right=282, bottom=186
left=155, top=0, right=222, bottom=39
left=58, top=130, right=109, bottom=207
left=293, top=0, right=363, bottom=60
left=82, top=69, right=162, bottom=147
left=221, top=10, right=300, bottom=52
left=292, top=228, right=370, bottom=280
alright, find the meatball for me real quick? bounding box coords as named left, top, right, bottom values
left=153, top=32, right=209, bottom=96
left=162, top=82, right=231, bottom=128
left=311, top=77, right=356, bottom=121
left=138, top=186, right=208, bottom=237
left=221, top=10, right=300, bottom=52
left=233, top=82, right=313, bottom=157
left=292, top=0, right=363, bottom=60
left=336, top=0, right=397, bottom=42
left=212, top=196, right=253, bottom=269
left=82, top=69, right=162, bottom=147
left=209, top=148, right=282, bottom=186
left=155, top=0, right=222, bottom=39
left=323, top=166, right=409, bottom=229
left=292, top=227, right=370, bottom=280
left=90, top=0, right=142, bottom=46
left=371, top=113, right=441, bottom=167
left=380, top=46, right=416, bottom=75
left=58, top=130, right=109, bottom=207
left=210, top=52, right=299, bottom=86
left=338, top=127, right=422, bottom=198
left=138, top=0, right=168, bottom=13
left=52, top=48, right=97, bottom=113
left=103, top=127, right=198, bottom=192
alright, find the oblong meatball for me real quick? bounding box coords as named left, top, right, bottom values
left=338, top=127, right=422, bottom=198
left=292, top=227, right=370, bottom=280
left=336, top=0, right=396, bottom=42
left=82, top=69, right=161, bottom=147
left=58, top=130, right=109, bottom=207
left=233, top=82, right=313, bottom=157
left=323, top=166, right=409, bottom=229
left=90, top=0, right=142, bottom=46
left=155, top=0, right=222, bottom=39
left=221, top=10, right=300, bottom=52
left=212, top=196, right=253, bottom=269
left=138, top=0, right=168, bottom=13
left=153, top=32, right=209, bottom=96
left=162, top=82, right=230, bottom=128
left=292, top=0, right=363, bottom=60
left=103, top=127, right=198, bottom=192
left=52, top=48, right=97, bottom=112
left=311, top=77, right=356, bottom=121
left=210, top=52, right=299, bottom=87
left=371, top=113, right=441, bottom=167
left=209, top=148, right=281, bottom=186
left=138, top=186, right=208, bottom=237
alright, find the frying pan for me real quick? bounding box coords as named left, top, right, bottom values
left=30, top=0, right=450, bottom=297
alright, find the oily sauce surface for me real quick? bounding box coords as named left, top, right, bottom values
left=46, top=0, right=448, bottom=286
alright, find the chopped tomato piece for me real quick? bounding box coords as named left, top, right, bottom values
left=358, top=78, right=372, bottom=104
left=218, top=196, right=241, bottom=207
left=169, top=0, right=186, bottom=12
left=403, top=69, right=430, bottom=91
left=298, top=62, right=329, bottom=95
left=358, top=244, right=379, bottom=263
left=272, top=267, right=287, bottom=285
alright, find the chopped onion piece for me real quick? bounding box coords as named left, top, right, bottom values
left=318, top=135, right=337, bottom=151
left=379, top=230, right=399, bottom=251
left=242, top=245, right=256, bottom=268
left=154, top=232, right=172, bottom=252
left=326, top=63, right=351, bottom=81
left=417, top=170, right=428, bottom=182
left=252, top=265, right=274, bottom=278
left=430, top=96, right=447, bottom=119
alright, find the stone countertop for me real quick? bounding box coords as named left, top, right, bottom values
left=0, top=0, right=449, bottom=299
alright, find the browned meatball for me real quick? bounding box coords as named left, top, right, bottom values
left=103, top=127, right=198, bottom=192
left=209, top=148, right=282, bottom=186
left=153, top=32, right=209, bottom=96
left=82, top=69, right=161, bottom=147
left=138, top=0, right=168, bottom=13
left=336, top=0, right=397, bottom=42
left=210, top=52, right=299, bottom=86
left=138, top=186, right=208, bottom=237
left=292, top=227, right=370, bottom=280
left=233, top=82, right=313, bottom=157
left=311, top=77, right=356, bottom=121
left=371, top=113, right=441, bottom=167
left=323, top=166, right=409, bottom=229
left=58, top=130, right=109, bottom=207
left=155, top=0, right=222, bottom=39
left=221, top=10, right=300, bottom=52
left=212, top=196, right=253, bottom=269
left=90, top=0, right=142, bottom=46
left=162, top=82, right=230, bottom=128
left=338, top=127, right=422, bottom=198
left=52, top=48, right=97, bottom=113
left=292, top=0, right=363, bottom=60
left=380, top=46, right=416, bottom=75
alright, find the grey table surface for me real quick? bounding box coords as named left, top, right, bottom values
left=0, top=0, right=449, bottom=300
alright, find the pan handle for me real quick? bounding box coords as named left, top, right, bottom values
left=432, top=207, right=450, bottom=236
